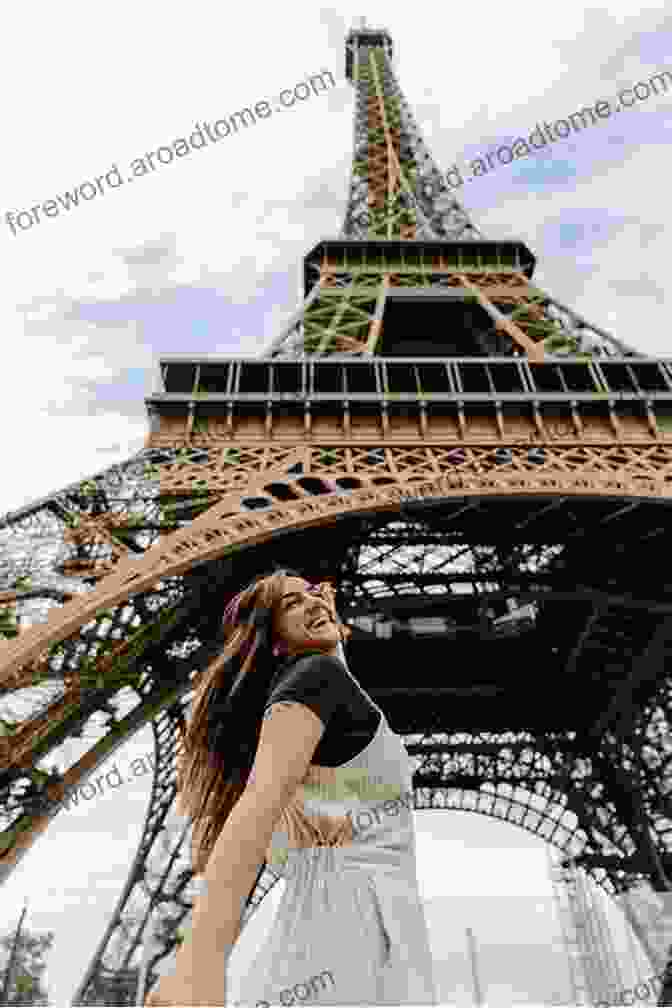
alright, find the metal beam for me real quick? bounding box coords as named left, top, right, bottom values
left=593, top=615, right=672, bottom=738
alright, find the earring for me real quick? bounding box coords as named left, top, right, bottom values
left=272, top=643, right=284, bottom=658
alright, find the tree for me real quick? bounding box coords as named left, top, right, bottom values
left=0, top=919, right=54, bottom=1006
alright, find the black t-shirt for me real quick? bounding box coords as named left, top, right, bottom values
left=263, top=650, right=381, bottom=766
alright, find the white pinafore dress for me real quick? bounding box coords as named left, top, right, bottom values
left=229, top=691, right=438, bottom=1007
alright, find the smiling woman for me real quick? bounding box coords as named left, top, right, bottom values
left=146, top=565, right=437, bottom=1007
left=270, top=575, right=346, bottom=657
left=168, top=568, right=351, bottom=879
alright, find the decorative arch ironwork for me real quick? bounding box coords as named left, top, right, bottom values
left=1, top=464, right=670, bottom=1000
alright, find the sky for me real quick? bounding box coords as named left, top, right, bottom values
left=1, top=0, right=671, bottom=1003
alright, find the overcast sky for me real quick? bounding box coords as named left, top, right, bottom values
left=1, top=0, right=671, bottom=1003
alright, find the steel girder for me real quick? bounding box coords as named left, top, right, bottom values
left=1, top=469, right=671, bottom=1001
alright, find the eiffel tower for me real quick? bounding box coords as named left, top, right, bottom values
left=1, top=17, right=671, bottom=1005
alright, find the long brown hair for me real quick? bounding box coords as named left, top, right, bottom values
left=175, top=567, right=350, bottom=876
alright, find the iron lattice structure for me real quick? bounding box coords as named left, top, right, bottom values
left=1, top=20, right=671, bottom=1005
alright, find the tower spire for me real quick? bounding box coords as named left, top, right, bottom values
left=343, top=22, right=479, bottom=243
left=264, top=24, right=636, bottom=358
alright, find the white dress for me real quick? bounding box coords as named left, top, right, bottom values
left=229, top=697, right=438, bottom=1007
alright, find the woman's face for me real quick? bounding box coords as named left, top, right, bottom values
left=272, top=576, right=342, bottom=657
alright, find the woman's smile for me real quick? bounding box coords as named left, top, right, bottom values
left=274, top=576, right=343, bottom=655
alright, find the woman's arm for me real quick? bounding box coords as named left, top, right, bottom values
left=146, top=700, right=324, bottom=1005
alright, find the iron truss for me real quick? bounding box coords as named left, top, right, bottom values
left=0, top=20, right=670, bottom=1006
left=340, top=26, right=482, bottom=243
left=1, top=453, right=671, bottom=1000
left=265, top=25, right=638, bottom=359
